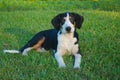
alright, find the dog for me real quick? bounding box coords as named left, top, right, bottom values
left=4, top=12, right=84, bottom=68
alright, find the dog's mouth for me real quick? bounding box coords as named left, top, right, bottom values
left=67, top=31, right=72, bottom=33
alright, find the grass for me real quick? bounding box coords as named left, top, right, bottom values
left=0, top=1, right=120, bottom=80
left=0, top=0, right=120, bottom=11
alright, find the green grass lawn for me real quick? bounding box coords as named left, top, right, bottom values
left=0, top=1, right=120, bottom=80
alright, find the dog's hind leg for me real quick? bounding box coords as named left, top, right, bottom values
left=22, top=47, right=32, bottom=55
left=32, top=37, right=45, bottom=53
left=20, top=37, right=45, bottom=55
left=36, top=48, right=46, bottom=53
left=19, top=44, right=32, bottom=55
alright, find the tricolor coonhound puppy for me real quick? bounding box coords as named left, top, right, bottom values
left=4, top=12, right=84, bottom=68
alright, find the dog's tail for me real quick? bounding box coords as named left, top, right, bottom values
left=3, top=50, right=20, bottom=54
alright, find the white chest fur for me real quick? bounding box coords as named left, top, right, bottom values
left=57, top=32, right=79, bottom=56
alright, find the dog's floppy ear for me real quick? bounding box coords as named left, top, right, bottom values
left=72, top=13, right=84, bottom=29
left=51, top=14, right=62, bottom=30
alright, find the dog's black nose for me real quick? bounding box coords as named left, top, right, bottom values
left=66, top=27, right=71, bottom=32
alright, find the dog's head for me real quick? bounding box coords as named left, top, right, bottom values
left=51, top=12, right=84, bottom=33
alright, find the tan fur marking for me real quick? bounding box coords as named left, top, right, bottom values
left=74, top=22, right=76, bottom=27
left=32, top=37, right=45, bottom=50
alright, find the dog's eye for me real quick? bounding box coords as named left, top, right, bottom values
left=69, top=18, right=74, bottom=24
left=63, top=18, right=66, bottom=21
left=61, top=18, right=65, bottom=24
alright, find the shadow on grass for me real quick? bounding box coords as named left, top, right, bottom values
left=3, top=27, right=34, bottom=48
left=4, top=27, right=32, bottom=36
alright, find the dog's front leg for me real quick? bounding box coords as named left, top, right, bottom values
left=55, top=52, right=66, bottom=68
left=73, top=53, right=81, bottom=69
left=72, top=44, right=82, bottom=68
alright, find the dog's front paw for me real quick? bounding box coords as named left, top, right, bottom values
left=73, top=66, right=80, bottom=69
left=59, top=64, right=66, bottom=68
